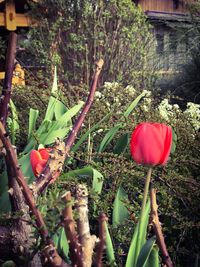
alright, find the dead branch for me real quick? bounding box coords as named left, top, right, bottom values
left=96, top=213, right=107, bottom=267
left=0, top=32, right=17, bottom=126
left=75, top=184, right=98, bottom=267
left=62, top=191, right=83, bottom=267
left=35, top=59, right=104, bottom=195
left=150, top=187, right=173, bottom=267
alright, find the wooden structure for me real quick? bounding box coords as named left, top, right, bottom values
left=0, top=0, right=37, bottom=82
left=137, top=0, right=190, bottom=14
left=136, top=0, right=195, bottom=73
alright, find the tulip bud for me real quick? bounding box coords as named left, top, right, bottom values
left=130, top=122, right=172, bottom=166
left=30, top=148, right=50, bottom=177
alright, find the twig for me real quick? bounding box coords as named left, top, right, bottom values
left=35, top=59, right=104, bottom=195
left=96, top=213, right=107, bottom=267
left=150, top=187, right=173, bottom=267
left=75, top=184, right=98, bottom=267
left=0, top=32, right=17, bottom=126
left=62, top=191, right=83, bottom=267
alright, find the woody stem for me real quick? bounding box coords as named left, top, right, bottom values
left=135, top=167, right=152, bottom=264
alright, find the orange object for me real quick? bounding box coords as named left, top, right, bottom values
left=12, top=63, right=25, bottom=86
left=30, top=148, right=50, bottom=177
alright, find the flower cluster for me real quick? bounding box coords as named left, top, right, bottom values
left=184, top=102, right=200, bottom=130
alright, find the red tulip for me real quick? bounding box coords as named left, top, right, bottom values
left=30, top=148, right=50, bottom=177
left=130, top=122, right=172, bottom=166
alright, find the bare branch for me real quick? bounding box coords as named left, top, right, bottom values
left=0, top=32, right=17, bottom=126
left=96, top=213, right=107, bottom=267
left=35, top=59, right=104, bottom=195
left=150, top=187, right=173, bottom=267
left=62, top=191, right=83, bottom=267
left=76, top=184, right=98, bottom=267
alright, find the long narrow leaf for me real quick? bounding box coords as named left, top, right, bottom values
left=136, top=236, right=156, bottom=267
left=98, top=124, right=122, bottom=153
left=72, top=112, right=112, bottom=153
left=28, top=108, right=39, bottom=140
left=123, top=91, right=146, bottom=118
left=105, top=222, right=116, bottom=265
left=112, top=186, right=129, bottom=226
left=125, top=200, right=150, bottom=267
left=145, top=245, right=160, bottom=267
left=114, top=133, right=129, bottom=154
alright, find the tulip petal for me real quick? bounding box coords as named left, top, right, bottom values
left=130, top=122, right=172, bottom=166
left=35, top=159, right=48, bottom=176
left=30, top=150, right=43, bottom=176
left=38, top=148, right=50, bottom=160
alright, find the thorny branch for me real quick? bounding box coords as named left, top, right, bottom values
left=150, top=187, right=173, bottom=267
left=62, top=191, right=83, bottom=267
left=35, top=59, right=104, bottom=195
left=96, top=213, right=107, bottom=267
left=75, top=184, right=98, bottom=267
left=0, top=32, right=17, bottom=126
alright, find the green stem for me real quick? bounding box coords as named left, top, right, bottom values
left=134, top=167, right=152, bottom=266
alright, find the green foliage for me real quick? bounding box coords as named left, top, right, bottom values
left=112, top=186, right=129, bottom=226
left=136, top=236, right=156, bottom=267
left=125, top=201, right=150, bottom=267
left=24, top=0, right=155, bottom=86
left=105, top=221, right=116, bottom=266
left=52, top=227, right=69, bottom=263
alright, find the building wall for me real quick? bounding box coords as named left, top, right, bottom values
left=138, top=0, right=193, bottom=14
left=137, top=0, right=193, bottom=74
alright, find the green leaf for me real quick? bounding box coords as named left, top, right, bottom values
left=1, top=261, right=16, bottom=267
left=9, top=99, right=19, bottom=145
left=46, top=101, right=83, bottom=133
left=39, top=127, right=71, bottom=145
left=44, top=96, right=58, bottom=121
left=58, top=227, right=69, bottom=260
left=52, top=227, right=69, bottom=262
left=28, top=108, right=39, bottom=140
left=72, top=112, right=112, bottom=153
left=105, top=221, right=116, bottom=265
left=145, top=245, right=160, bottom=267
left=92, top=168, right=104, bottom=194
left=0, top=191, right=11, bottom=213
left=112, top=186, right=129, bottom=226
left=54, top=100, right=68, bottom=120
left=19, top=152, right=35, bottom=183
left=136, top=236, right=156, bottom=267
left=64, top=166, right=104, bottom=194
left=23, top=101, right=83, bottom=153
left=23, top=120, right=52, bottom=153
left=170, top=128, right=177, bottom=154
left=125, top=200, right=150, bottom=267
left=98, top=124, right=122, bottom=152
left=123, top=91, right=146, bottom=118
left=114, top=133, right=129, bottom=154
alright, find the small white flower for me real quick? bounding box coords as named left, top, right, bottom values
left=95, top=91, right=102, bottom=98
